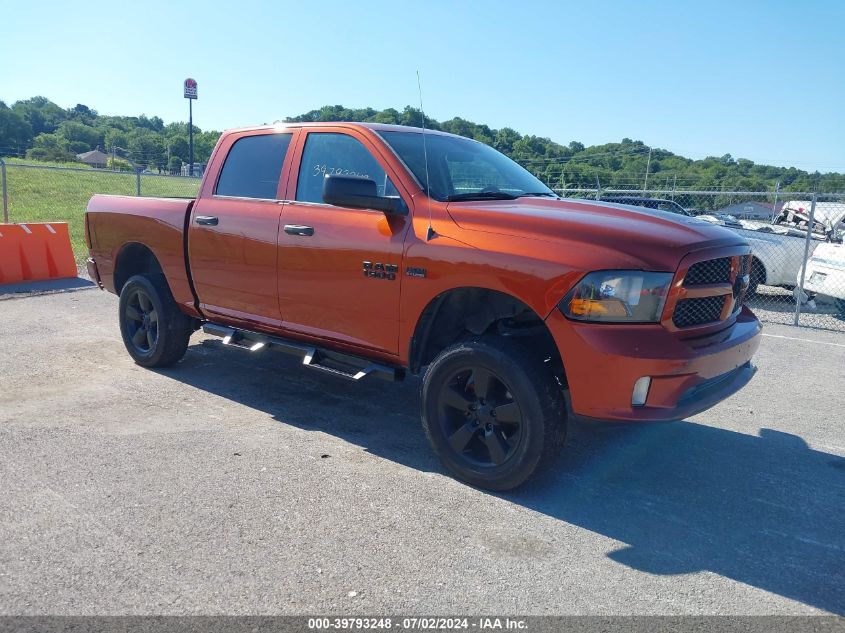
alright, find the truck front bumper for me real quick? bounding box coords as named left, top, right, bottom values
left=545, top=306, right=762, bottom=422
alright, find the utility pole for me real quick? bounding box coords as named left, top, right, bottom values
left=643, top=147, right=652, bottom=191
left=184, top=78, right=198, bottom=177
left=771, top=181, right=780, bottom=223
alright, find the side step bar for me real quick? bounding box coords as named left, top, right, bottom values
left=201, top=323, right=404, bottom=382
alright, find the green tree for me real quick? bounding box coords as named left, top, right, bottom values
left=12, top=96, right=66, bottom=136
left=0, top=101, right=33, bottom=154
left=57, top=120, right=102, bottom=151
left=167, top=156, right=183, bottom=174
left=26, top=132, right=76, bottom=162
left=493, top=127, right=521, bottom=154
left=127, top=128, right=165, bottom=170
left=3, top=95, right=844, bottom=192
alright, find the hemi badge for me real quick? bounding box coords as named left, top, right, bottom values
left=406, top=267, right=427, bottom=278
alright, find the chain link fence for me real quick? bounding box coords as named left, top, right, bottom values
left=0, top=160, right=200, bottom=264
left=0, top=161, right=843, bottom=332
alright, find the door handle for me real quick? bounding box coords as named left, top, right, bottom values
left=284, top=224, right=315, bottom=236
left=195, top=215, right=219, bottom=226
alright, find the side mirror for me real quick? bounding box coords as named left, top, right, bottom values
left=322, top=175, right=406, bottom=215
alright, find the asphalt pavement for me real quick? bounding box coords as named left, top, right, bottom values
left=1, top=288, right=843, bottom=615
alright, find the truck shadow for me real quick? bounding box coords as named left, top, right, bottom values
left=163, top=339, right=845, bottom=615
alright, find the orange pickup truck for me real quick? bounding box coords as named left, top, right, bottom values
left=85, top=122, right=761, bottom=489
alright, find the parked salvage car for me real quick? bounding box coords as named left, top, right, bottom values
left=599, top=196, right=690, bottom=216
left=683, top=201, right=844, bottom=295
left=801, top=242, right=845, bottom=316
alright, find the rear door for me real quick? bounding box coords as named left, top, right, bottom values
left=189, top=131, right=296, bottom=328
left=277, top=128, right=412, bottom=355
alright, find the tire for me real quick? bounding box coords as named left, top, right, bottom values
left=118, top=274, right=193, bottom=367
left=420, top=336, right=566, bottom=491
left=747, top=258, right=765, bottom=296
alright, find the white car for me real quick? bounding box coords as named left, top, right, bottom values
left=699, top=201, right=845, bottom=294
left=801, top=242, right=845, bottom=315
left=697, top=217, right=824, bottom=293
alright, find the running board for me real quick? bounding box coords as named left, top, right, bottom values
left=201, top=323, right=403, bottom=382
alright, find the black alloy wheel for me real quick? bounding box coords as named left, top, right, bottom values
left=421, top=336, right=566, bottom=490
left=124, top=287, right=159, bottom=354
left=118, top=274, right=193, bottom=367
left=437, top=366, right=523, bottom=468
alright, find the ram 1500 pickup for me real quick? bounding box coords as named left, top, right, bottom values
left=86, top=122, right=762, bottom=490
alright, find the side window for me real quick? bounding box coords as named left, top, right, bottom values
left=215, top=133, right=292, bottom=199
left=296, top=133, right=398, bottom=204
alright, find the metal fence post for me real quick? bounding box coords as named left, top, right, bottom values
left=1, top=158, right=8, bottom=223
left=793, top=192, right=818, bottom=326
left=136, top=169, right=141, bottom=196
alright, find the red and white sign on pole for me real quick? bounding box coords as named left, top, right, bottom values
left=184, top=78, right=198, bottom=100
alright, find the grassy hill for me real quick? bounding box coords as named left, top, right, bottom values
left=4, top=100, right=844, bottom=263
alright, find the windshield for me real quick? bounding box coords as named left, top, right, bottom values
left=379, top=130, right=555, bottom=202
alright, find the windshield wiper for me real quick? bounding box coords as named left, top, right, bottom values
left=446, top=191, right=519, bottom=202
left=517, top=192, right=558, bottom=198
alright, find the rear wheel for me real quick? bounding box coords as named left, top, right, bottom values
left=119, top=274, right=192, bottom=367
left=421, top=336, right=566, bottom=490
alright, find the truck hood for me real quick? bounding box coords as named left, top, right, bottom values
left=446, top=197, right=746, bottom=270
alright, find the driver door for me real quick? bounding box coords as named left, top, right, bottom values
left=277, top=129, right=412, bottom=356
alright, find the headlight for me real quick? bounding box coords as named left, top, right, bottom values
left=560, top=270, right=673, bottom=323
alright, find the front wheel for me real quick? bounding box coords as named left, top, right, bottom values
left=747, top=258, right=765, bottom=296
left=421, top=336, right=566, bottom=491
left=118, top=274, right=193, bottom=367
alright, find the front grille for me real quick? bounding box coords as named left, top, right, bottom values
left=673, top=295, right=725, bottom=328
left=684, top=257, right=731, bottom=286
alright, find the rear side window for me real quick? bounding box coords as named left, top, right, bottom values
left=296, top=133, right=397, bottom=204
left=215, top=133, right=292, bottom=199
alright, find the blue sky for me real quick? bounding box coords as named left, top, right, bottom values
left=3, top=0, right=843, bottom=171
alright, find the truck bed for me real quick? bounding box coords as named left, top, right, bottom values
left=86, top=194, right=196, bottom=312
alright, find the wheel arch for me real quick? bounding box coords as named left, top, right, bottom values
left=750, top=254, right=767, bottom=284
left=408, top=286, right=566, bottom=383
left=113, top=242, right=165, bottom=295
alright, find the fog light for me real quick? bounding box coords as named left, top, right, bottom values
left=632, top=376, right=651, bottom=407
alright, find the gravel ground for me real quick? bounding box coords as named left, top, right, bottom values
left=747, top=285, right=845, bottom=331
left=0, top=288, right=843, bottom=615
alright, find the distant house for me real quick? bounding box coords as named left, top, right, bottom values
left=76, top=148, right=110, bottom=168
left=717, top=200, right=783, bottom=220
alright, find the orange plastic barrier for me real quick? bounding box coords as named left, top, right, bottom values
left=0, top=223, right=77, bottom=285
